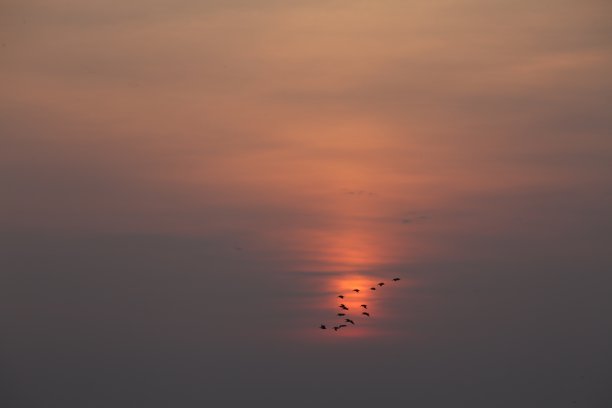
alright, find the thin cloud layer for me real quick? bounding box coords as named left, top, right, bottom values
left=1, top=1, right=611, bottom=407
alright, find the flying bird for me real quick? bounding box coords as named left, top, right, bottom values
left=318, top=277, right=403, bottom=332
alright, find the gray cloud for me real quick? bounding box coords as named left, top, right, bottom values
left=2, top=1, right=612, bottom=407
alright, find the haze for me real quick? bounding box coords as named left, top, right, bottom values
left=2, top=1, right=611, bottom=407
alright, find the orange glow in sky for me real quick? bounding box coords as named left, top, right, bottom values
left=3, top=0, right=610, bottom=345
left=2, top=1, right=611, bottom=405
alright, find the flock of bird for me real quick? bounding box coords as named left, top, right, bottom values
left=320, top=277, right=401, bottom=332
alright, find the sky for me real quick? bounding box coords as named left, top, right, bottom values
left=1, top=0, right=612, bottom=407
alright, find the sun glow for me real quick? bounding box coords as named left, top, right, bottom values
left=294, top=228, right=390, bottom=273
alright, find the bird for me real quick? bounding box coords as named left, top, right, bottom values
left=370, top=287, right=376, bottom=290
left=393, top=278, right=400, bottom=281
left=320, top=325, right=327, bottom=329
left=360, top=304, right=367, bottom=309
left=338, top=324, right=347, bottom=328
left=338, top=295, right=344, bottom=299
left=362, top=312, right=370, bottom=317
left=345, top=319, right=355, bottom=325
left=353, top=289, right=360, bottom=293
left=378, top=282, right=385, bottom=287
left=337, top=313, right=346, bottom=316
left=339, top=304, right=349, bottom=310
left=333, top=326, right=340, bottom=331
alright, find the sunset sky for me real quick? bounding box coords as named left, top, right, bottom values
left=2, top=1, right=611, bottom=407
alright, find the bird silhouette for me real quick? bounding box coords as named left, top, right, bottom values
left=321, top=277, right=403, bottom=332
